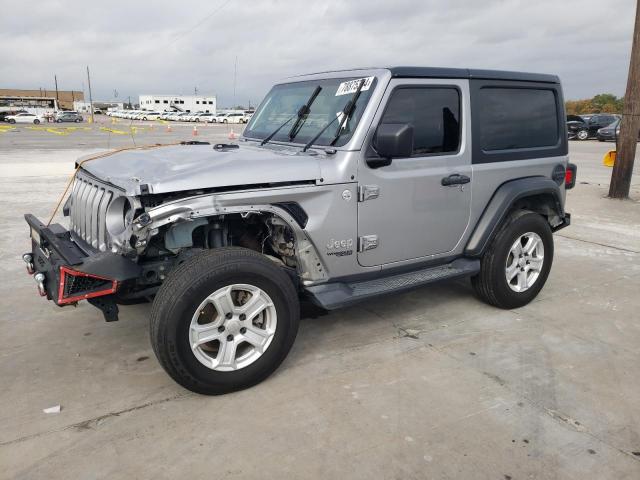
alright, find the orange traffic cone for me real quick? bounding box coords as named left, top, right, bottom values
left=193, top=125, right=198, bottom=136
left=166, top=124, right=172, bottom=132
left=228, top=128, right=237, bottom=140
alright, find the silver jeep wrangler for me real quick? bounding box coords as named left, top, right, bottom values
left=24, top=67, right=576, bottom=394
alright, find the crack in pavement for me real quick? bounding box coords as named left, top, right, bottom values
left=557, top=233, right=640, bottom=254
left=0, top=392, right=192, bottom=448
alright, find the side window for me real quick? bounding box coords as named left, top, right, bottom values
left=379, top=87, right=461, bottom=155
left=478, top=88, right=558, bottom=151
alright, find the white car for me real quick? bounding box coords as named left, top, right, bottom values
left=5, top=113, right=45, bottom=124
left=215, top=112, right=246, bottom=124
left=137, top=111, right=161, bottom=121
left=194, top=113, right=215, bottom=123
left=173, top=112, right=191, bottom=122
left=182, top=112, right=201, bottom=122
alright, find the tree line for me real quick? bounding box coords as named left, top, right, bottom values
left=565, top=94, right=624, bottom=115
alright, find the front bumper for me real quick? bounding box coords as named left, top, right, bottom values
left=23, top=214, right=141, bottom=320
left=597, top=132, right=615, bottom=141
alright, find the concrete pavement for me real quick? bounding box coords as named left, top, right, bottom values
left=0, top=139, right=639, bottom=479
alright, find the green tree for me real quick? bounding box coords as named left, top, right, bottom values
left=566, top=94, right=624, bottom=115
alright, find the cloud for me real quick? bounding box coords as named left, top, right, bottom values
left=0, top=0, right=635, bottom=106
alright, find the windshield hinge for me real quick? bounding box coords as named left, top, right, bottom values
left=358, top=185, right=380, bottom=202
left=358, top=235, right=379, bottom=252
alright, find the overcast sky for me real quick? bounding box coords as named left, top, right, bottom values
left=0, top=0, right=636, bottom=107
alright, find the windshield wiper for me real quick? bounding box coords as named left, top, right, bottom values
left=260, top=85, right=322, bottom=146
left=302, top=79, right=365, bottom=152
left=288, top=86, right=322, bottom=141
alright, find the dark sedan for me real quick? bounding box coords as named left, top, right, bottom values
left=567, top=113, right=619, bottom=140
left=597, top=119, right=640, bottom=142
left=56, top=112, right=83, bottom=123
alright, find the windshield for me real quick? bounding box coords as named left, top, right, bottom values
left=244, top=76, right=377, bottom=147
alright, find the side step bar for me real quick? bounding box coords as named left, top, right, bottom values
left=305, top=258, right=480, bottom=310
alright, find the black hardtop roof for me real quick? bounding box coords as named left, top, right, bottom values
left=388, top=66, right=560, bottom=84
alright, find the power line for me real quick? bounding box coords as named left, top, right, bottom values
left=165, top=0, right=233, bottom=49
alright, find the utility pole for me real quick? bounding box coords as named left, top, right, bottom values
left=233, top=55, right=238, bottom=109
left=54, top=75, right=59, bottom=106
left=86, top=66, right=95, bottom=123
left=609, top=0, right=640, bottom=198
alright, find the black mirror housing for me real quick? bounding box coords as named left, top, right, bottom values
left=372, top=123, right=414, bottom=166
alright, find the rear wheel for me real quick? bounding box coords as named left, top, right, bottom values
left=33, top=119, right=40, bottom=124
left=577, top=129, right=589, bottom=140
left=472, top=210, right=553, bottom=309
left=150, top=247, right=300, bottom=395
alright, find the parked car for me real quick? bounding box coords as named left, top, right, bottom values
left=133, top=111, right=160, bottom=121
left=56, top=112, right=83, bottom=123
left=1, top=110, right=27, bottom=122
left=183, top=112, right=202, bottom=122
left=6, top=112, right=45, bottom=124
left=23, top=66, right=576, bottom=395
left=194, top=113, right=215, bottom=122
left=567, top=113, right=619, bottom=140
left=597, top=118, right=640, bottom=142
left=216, top=112, right=246, bottom=124
left=159, top=111, right=176, bottom=121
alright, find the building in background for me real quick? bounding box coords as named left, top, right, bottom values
left=138, top=94, right=216, bottom=113
left=0, top=89, right=83, bottom=112
left=73, top=101, right=124, bottom=113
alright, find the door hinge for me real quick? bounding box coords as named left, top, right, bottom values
left=358, top=185, right=379, bottom=202
left=358, top=235, right=379, bottom=252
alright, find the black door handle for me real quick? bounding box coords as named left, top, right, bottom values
left=441, top=174, right=471, bottom=186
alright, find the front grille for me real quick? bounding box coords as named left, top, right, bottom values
left=63, top=273, right=111, bottom=297
left=69, top=171, right=123, bottom=251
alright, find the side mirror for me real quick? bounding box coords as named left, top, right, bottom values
left=369, top=123, right=414, bottom=168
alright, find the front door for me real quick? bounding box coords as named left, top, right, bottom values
left=357, top=79, right=472, bottom=267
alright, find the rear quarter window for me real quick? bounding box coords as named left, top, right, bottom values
left=478, top=88, right=558, bottom=151
left=470, top=80, right=566, bottom=163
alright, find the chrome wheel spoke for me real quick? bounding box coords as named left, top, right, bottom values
left=523, top=236, right=539, bottom=255
left=241, top=293, right=271, bottom=321
left=191, top=323, right=222, bottom=347
left=506, top=261, right=519, bottom=281
left=528, top=256, right=543, bottom=271
left=208, top=286, right=235, bottom=317
left=241, top=325, right=272, bottom=352
left=216, top=339, right=238, bottom=369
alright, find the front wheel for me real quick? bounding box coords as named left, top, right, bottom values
left=576, top=129, right=589, bottom=140
left=33, top=119, right=40, bottom=124
left=150, top=247, right=300, bottom=395
left=472, top=210, right=553, bottom=309
left=9, top=119, right=15, bottom=124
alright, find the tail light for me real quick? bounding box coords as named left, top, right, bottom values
left=57, top=266, right=118, bottom=305
left=565, top=163, right=577, bottom=189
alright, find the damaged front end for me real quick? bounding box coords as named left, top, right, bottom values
left=23, top=166, right=327, bottom=321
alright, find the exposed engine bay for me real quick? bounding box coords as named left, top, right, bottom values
left=117, top=211, right=299, bottom=302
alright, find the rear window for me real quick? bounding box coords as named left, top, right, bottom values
left=478, top=88, right=559, bottom=151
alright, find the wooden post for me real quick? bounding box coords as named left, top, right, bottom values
left=609, top=0, right=640, bottom=198
left=86, top=66, right=95, bottom=124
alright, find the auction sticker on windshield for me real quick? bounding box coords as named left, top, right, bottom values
left=335, top=76, right=375, bottom=96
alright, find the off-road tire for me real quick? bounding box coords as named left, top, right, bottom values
left=150, top=247, right=300, bottom=395
left=472, top=210, right=553, bottom=309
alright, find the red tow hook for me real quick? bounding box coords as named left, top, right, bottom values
left=22, top=253, right=35, bottom=274
left=34, top=272, right=47, bottom=296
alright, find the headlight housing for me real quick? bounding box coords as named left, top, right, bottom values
left=106, top=196, right=135, bottom=237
